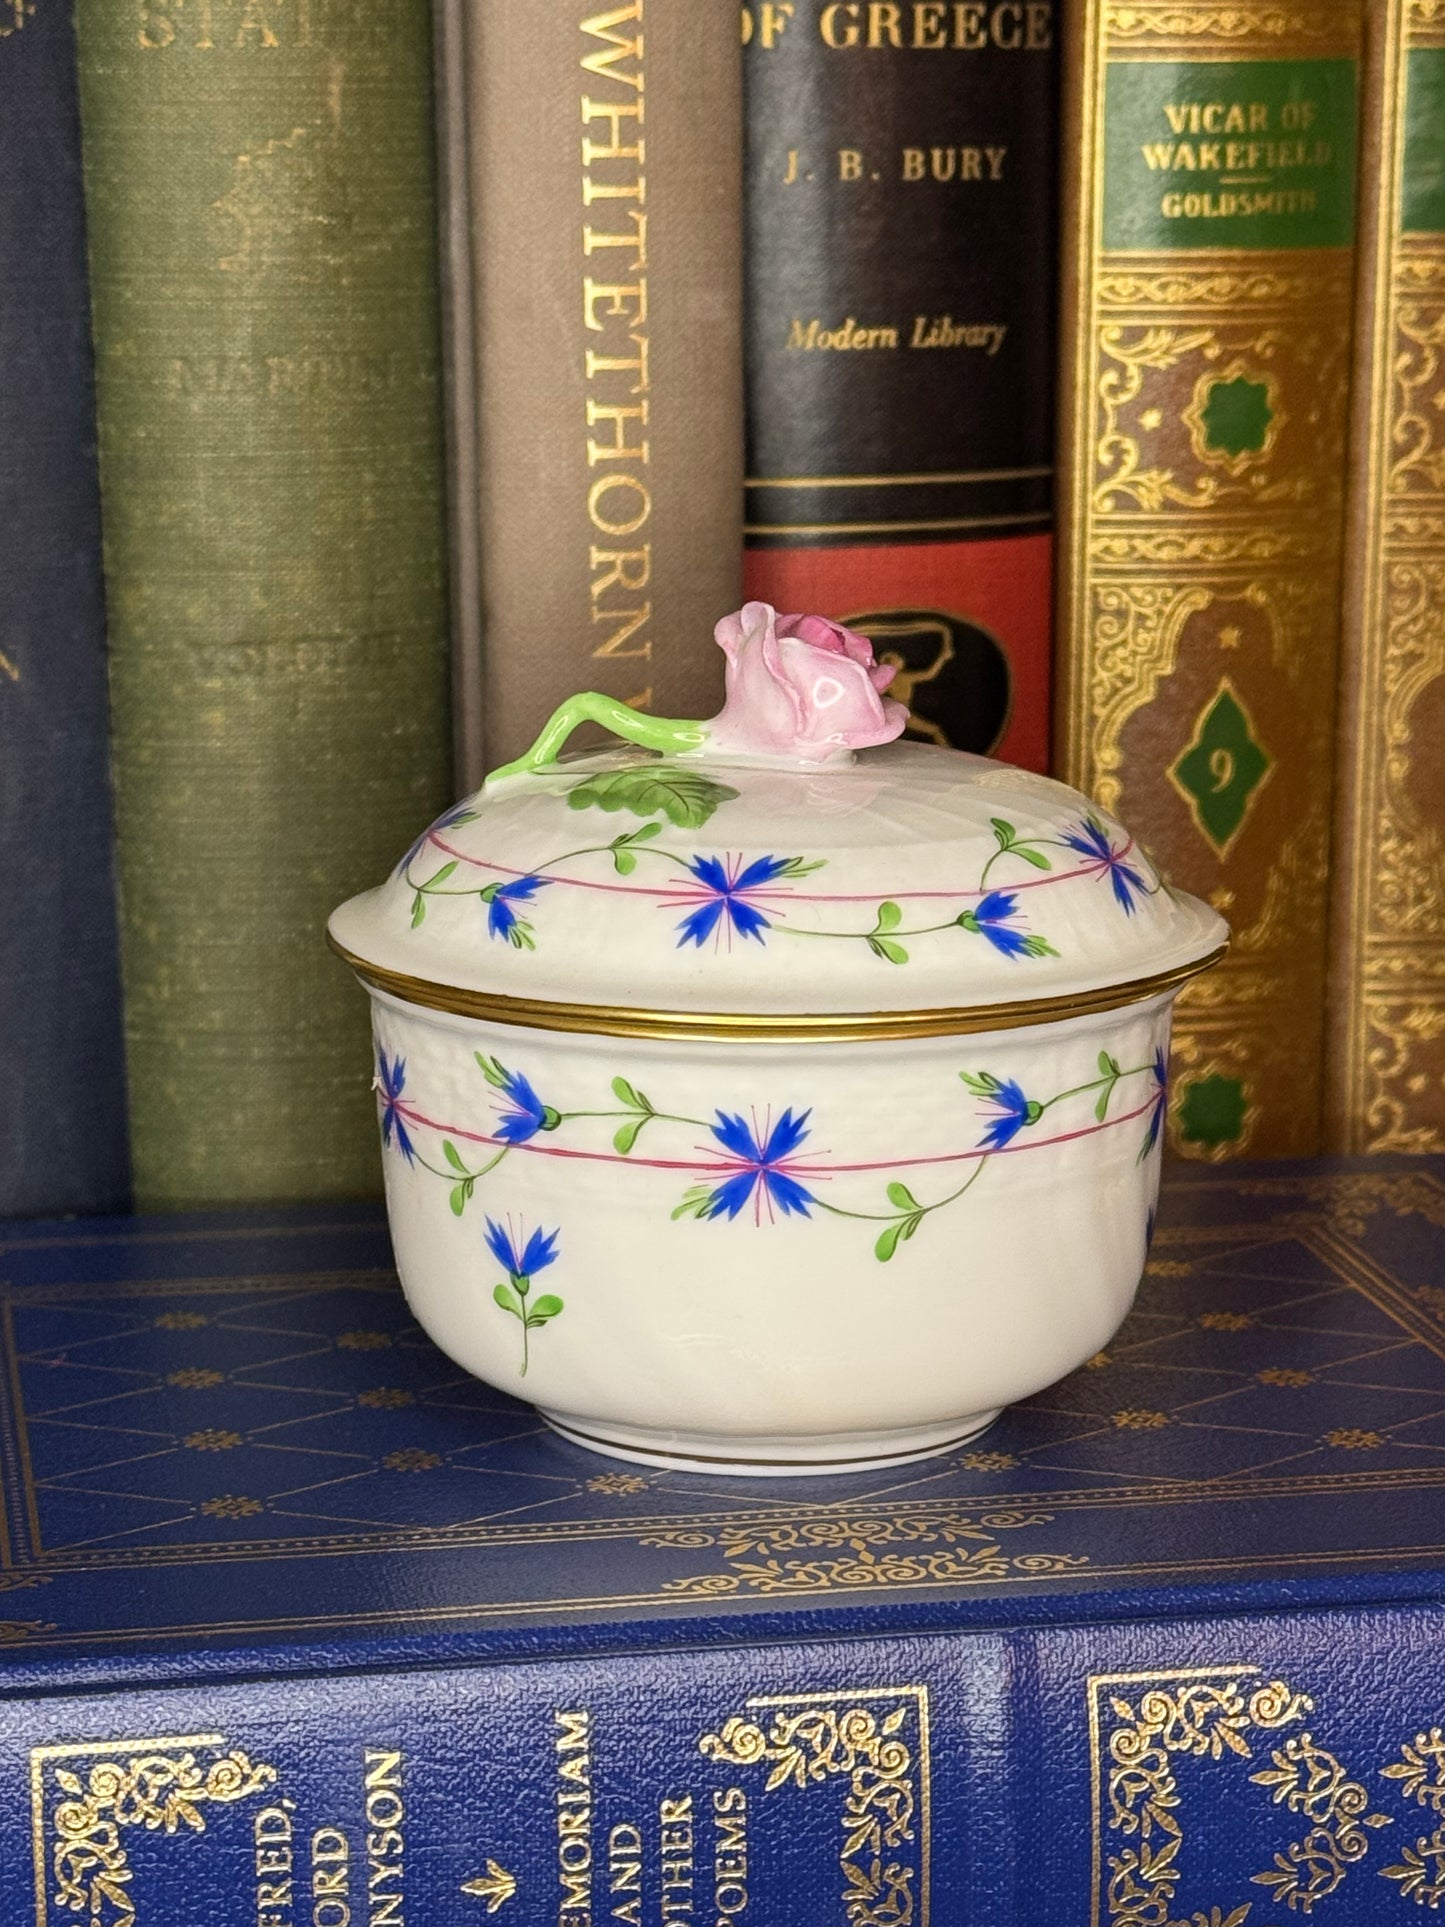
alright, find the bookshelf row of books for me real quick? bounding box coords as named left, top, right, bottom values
left=2, top=0, right=1442, bottom=1220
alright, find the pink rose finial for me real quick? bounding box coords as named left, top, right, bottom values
left=706, top=603, right=909, bottom=764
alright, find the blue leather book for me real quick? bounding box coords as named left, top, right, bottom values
left=0, top=0, right=128, bottom=1214
left=3, top=1158, right=1444, bottom=1923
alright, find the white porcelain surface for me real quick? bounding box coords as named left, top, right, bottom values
left=330, top=742, right=1226, bottom=1016
left=364, top=986, right=1177, bottom=1473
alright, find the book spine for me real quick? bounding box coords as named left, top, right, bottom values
left=0, top=1632, right=1012, bottom=1925
left=1055, top=1, right=1364, bottom=1162
left=433, top=0, right=485, bottom=791
left=463, top=0, right=744, bottom=780
left=5, top=1604, right=1445, bottom=1924
left=0, top=0, right=130, bottom=1215
left=740, top=1, right=1059, bottom=773
left=75, top=0, right=453, bottom=1209
left=1325, top=0, right=1445, bottom=1155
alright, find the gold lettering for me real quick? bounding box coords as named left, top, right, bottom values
left=953, top=2, right=986, bottom=48
left=582, top=174, right=645, bottom=205
left=585, top=334, right=650, bottom=391
left=234, top=0, right=280, bottom=48
left=579, top=1, right=644, bottom=88
left=819, top=2, right=859, bottom=46
left=583, top=278, right=647, bottom=330
left=911, top=0, right=946, bottom=45
left=838, top=147, right=863, bottom=179
left=867, top=1, right=902, bottom=46
left=744, top=1, right=795, bottom=46
left=583, top=209, right=647, bottom=269
left=363, top=1753, right=403, bottom=1792
left=592, top=608, right=652, bottom=659
left=581, top=95, right=644, bottom=167
left=1025, top=1, right=1051, bottom=48
left=586, top=400, right=649, bottom=467
left=590, top=546, right=651, bottom=596
left=588, top=475, right=651, bottom=535
left=138, top=2, right=175, bottom=47
left=992, top=0, right=1022, bottom=47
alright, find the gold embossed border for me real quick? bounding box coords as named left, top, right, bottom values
left=29, top=1734, right=279, bottom=1927
left=1326, top=0, right=1445, bottom=1152
left=1087, top=1666, right=1391, bottom=1926
left=1106, top=4, right=1362, bottom=58
left=700, top=1686, right=931, bottom=1927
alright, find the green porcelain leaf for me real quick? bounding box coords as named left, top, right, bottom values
left=566, top=767, right=739, bottom=829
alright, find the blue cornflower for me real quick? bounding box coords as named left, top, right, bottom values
left=376, top=1052, right=416, bottom=1163
left=958, top=892, right=1056, bottom=960
left=675, top=854, right=793, bottom=948
left=494, top=1067, right=554, bottom=1144
left=484, top=874, right=550, bottom=945
left=1062, top=816, right=1149, bottom=916
left=396, top=800, right=476, bottom=875
left=703, top=1108, right=816, bottom=1220
left=1141, top=1047, right=1168, bottom=1158
left=484, top=1217, right=560, bottom=1281
left=977, top=1078, right=1042, bottom=1151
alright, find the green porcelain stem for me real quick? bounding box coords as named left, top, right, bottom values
left=486, top=693, right=708, bottom=784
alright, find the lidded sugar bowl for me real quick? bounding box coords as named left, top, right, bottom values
left=329, top=604, right=1227, bottom=1475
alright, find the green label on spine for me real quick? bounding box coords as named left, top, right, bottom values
left=1103, top=58, right=1358, bottom=251
left=1403, top=47, right=1445, bottom=234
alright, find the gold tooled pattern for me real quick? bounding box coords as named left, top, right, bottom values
left=1327, top=1, right=1445, bottom=1151
left=1091, top=1670, right=1393, bottom=1927
left=1237, top=1167, right=1445, bottom=1235
left=1106, top=3, right=1358, bottom=54
left=1099, top=266, right=1329, bottom=307
left=41, top=1743, right=277, bottom=1927
left=700, top=1689, right=929, bottom=1927
left=643, top=1510, right=1088, bottom=1597
left=1060, top=0, right=1362, bottom=1159
left=1249, top=1732, right=1394, bottom=1910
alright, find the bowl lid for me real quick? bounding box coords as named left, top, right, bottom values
left=329, top=607, right=1226, bottom=1028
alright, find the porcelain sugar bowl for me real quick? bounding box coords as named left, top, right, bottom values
left=329, top=605, right=1227, bottom=1475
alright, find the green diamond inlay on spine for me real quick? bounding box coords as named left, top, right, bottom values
left=1170, top=681, right=1273, bottom=857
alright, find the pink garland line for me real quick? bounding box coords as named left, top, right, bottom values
left=426, top=832, right=1137, bottom=907
left=391, top=1094, right=1157, bottom=1180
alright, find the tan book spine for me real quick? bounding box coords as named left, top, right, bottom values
left=1056, top=0, right=1364, bottom=1161
left=460, top=1, right=744, bottom=780
left=1326, top=0, right=1445, bottom=1154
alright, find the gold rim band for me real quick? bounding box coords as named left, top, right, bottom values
left=328, top=933, right=1228, bottom=1042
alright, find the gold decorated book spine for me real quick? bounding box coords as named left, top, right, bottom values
left=76, top=0, right=453, bottom=1208
left=1055, top=0, right=1364, bottom=1161
left=460, top=0, right=744, bottom=779
left=1326, top=0, right=1445, bottom=1154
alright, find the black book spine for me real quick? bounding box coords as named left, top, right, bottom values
left=741, top=0, right=1059, bottom=770
left=0, top=0, right=129, bottom=1212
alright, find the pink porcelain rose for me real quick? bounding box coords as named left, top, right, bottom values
left=706, top=603, right=909, bottom=763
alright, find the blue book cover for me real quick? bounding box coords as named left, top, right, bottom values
left=0, top=0, right=129, bottom=1215
left=2, top=1158, right=1444, bottom=1923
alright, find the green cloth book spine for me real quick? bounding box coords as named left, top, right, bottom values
left=76, top=0, right=453, bottom=1208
